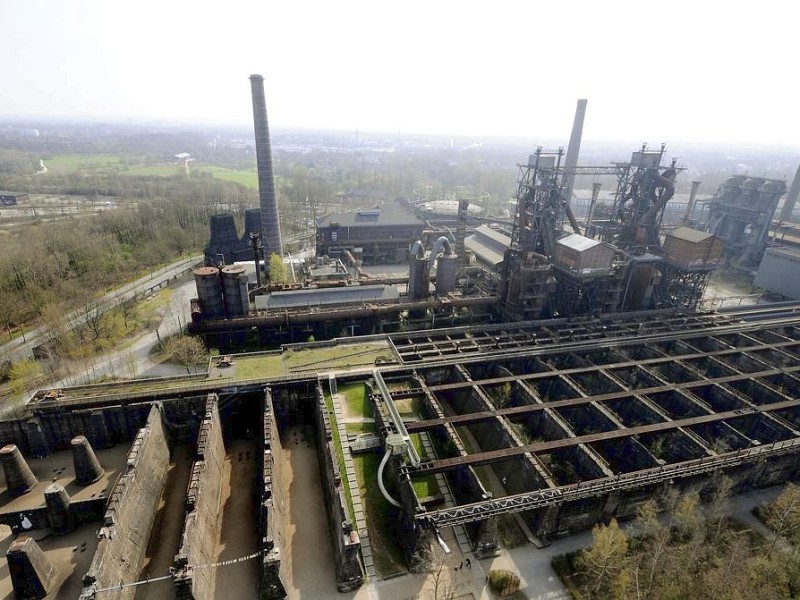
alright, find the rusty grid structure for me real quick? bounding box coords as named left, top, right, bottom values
left=372, top=305, right=800, bottom=529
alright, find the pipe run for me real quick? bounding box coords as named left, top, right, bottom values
left=378, top=448, right=402, bottom=508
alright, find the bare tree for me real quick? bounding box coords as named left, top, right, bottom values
left=762, top=483, right=800, bottom=556
left=166, top=335, right=208, bottom=374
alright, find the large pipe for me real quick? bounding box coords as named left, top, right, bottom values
left=779, top=162, right=800, bottom=221
left=563, top=99, right=588, bottom=204
left=249, top=74, right=283, bottom=258
left=377, top=448, right=402, bottom=508
left=195, top=295, right=498, bottom=331
left=428, top=236, right=452, bottom=268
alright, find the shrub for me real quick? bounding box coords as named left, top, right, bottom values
left=487, top=569, right=521, bottom=596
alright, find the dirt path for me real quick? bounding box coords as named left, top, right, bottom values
left=212, top=440, right=260, bottom=599
left=280, top=425, right=340, bottom=599
left=135, top=444, right=194, bottom=600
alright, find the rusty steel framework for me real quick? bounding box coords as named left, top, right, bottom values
left=592, top=144, right=683, bottom=254
left=369, top=306, right=800, bottom=530
left=510, top=147, right=579, bottom=257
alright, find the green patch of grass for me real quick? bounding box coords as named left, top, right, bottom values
left=351, top=452, right=407, bottom=577
left=201, top=166, right=259, bottom=188
left=44, top=154, right=124, bottom=174
left=322, top=391, right=355, bottom=522
left=283, top=341, right=393, bottom=372
left=394, top=396, right=422, bottom=417
left=340, top=382, right=372, bottom=419
left=345, top=421, right=377, bottom=435
left=411, top=475, right=439, bottom=499
left=232, top=354, right=285, bottom=379
left=120, top=164, right=185, bottom=177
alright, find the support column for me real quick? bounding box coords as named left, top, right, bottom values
left=474, top=516, right=501, bottom=558
left=88, top=412, right=112, bottom=449
left=1, top=444, right=37, bottom=497
left=71, top=436, right=104, bottom=485
left=44, top=483, right=74, bottom=535
left=25, top=419, right=50, bottom=458
left=7, top=536, right=57, bottom=599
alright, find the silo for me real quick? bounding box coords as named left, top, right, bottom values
left=435, top=255, right=458, bottom=296
left=408, top=256, right=429, bottom=300
left=193, top=267, right=224, bottom=318
left=222, top=265, right=250, bottom=318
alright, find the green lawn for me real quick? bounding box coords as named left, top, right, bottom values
left=232, top=353, right=286, bottom=379
left=44, top=154, right=124, bottom=174
left=121, top=164, right=185, bottom=177
left=351, top=452, right=407, bottom=577
left=201, top=166, right=259, bottom=188
left=322, top=390, right=355, bottom=523
left=283, top=341, right=394, bottom=372
left=345, top=421, right=377, bottom=435
left=340, top=382, right=373, bottom=418
left=41, top=153, right=260, bottom=185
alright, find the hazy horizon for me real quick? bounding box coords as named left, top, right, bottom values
left=2, top=0, right=798, bottom=147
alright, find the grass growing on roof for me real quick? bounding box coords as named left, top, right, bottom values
left=339, top=382, right=373, bottom=419
left=322, top=389, right=355, bottom=525
left=345, top=422, right=377, bottom=435
left=232, top=354, right=286, bottom=379
left=351, top=452, right=407, bottom=577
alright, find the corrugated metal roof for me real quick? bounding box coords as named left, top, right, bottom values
left=256, top=284, right=399, bottom=310
left=465, top=225, right=511, bottom=268
left=556, top=233, right=601, bottom=252
left=667, top=227, right=713, bottom=243
left=473, top=224, right=511, bottom=246
left=465, top=237, right=505, bottom=267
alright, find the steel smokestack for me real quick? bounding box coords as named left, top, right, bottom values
left=249, top=74, right=283, bottom=258
left=563, top=99, right=588, bottom=205
left=779, top=162, right=800, bottom=221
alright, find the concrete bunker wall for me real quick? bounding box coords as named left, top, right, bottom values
left=79, top=405, right=170, bottom=600
left=0, top=399, right=205, bottom=459
left=173, top=394, right=226, bottom=600
left=314, top=384, right=364, bottom=592
left=259, top=389, right=288, bottom=600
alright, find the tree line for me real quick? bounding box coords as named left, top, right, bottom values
left=557, top=478, right=800, bottom=599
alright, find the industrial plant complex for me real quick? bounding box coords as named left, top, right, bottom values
left=2, top=76, right=800, bottom=600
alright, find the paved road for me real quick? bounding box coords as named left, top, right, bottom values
left=52, top=277, right=197, bottom=388
left=0, top=254, right=202, bottom=363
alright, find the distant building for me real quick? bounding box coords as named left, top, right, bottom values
left=316, top=201, right=423, bottom=265
left=755, top=246, right=800, bottom=300
left=0, top=191, right=28, bottom=206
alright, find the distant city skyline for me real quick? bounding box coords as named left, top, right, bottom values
left=2, top=0, right=797, bottom=147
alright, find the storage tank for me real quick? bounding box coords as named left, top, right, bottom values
left=435, top=255, right=458, bottom=295
left=193, top=267, right=224, bottom=318
left=221, top=265, right=250, bottom=318
left=408, top=256, right=429, bottom=300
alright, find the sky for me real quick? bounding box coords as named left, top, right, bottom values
left=1, top=0, right=798, bottom=147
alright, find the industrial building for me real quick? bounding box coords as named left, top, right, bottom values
left=315, top=203, right=424, bottom=265
left=755, top=246, right=800, bottom=300
left=0, top=191, right=27, bottom=206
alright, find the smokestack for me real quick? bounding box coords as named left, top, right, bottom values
left=249, top=74, right=283, bottom=258
left=563, top=99, right=588, bottom=203
left=684, top=181, right=702, bottom=223
left=585, top=182, right=602, bottom=230
left=779, top=162, right=800, bottom=221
